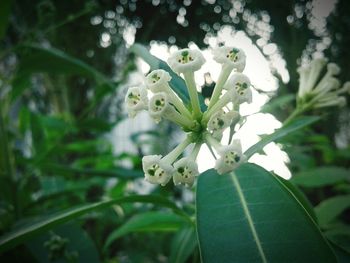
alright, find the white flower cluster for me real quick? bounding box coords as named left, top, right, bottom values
left=297, top=58, right=350, bottom=109
left=125, top=46, right=253, bottom=187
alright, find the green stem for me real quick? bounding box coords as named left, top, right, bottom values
left=208, top=64, right=233, bottom=109
left=202, top=91, right=233, bottom=124
left=189, top=143, right=202, bottom=161
left=183, top=72, right=202, bottom=120
left=162, top=137, right=192, bottom=163
left=166, top=87, right=192, bottom=119
left=165, top=106, right=195, bottom=129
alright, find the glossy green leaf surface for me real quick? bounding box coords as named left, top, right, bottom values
left=244, top=116, right=320, bottom=159
left=291, top=167, right=350, bottom=188
left=0, top=195, right=188, bottom=253
left=315, top=195, right=350, bottom=228
left=196, top=163, right=336, bottom=263
left=105, top=211, right=188, bottom=249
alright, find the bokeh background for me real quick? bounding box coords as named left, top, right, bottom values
left=1, top=0, right=350, bottom=262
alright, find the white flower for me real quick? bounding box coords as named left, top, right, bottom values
left=208, top=110, right=239, bottom=139
left=125, top=86, right=148, bottom=118
left=297, top=59, right=349, bottom=109
left=212, top=46, right=246, bottom=72
left=142, top=155, right=173, bottom=186
left=297, top=58, right=328, bottom=98
left=224, top=73, right=252, bottom=104
left=145, top=69, right=172, bottom=93
left=214, top=140, right=245, bottom=175
left=173, top=157, right=199, bottom=187
left=148, top=92, right=195, bottom=128
left=167, top=48, right=206, bottom=74
left=148, top=92, right=172, bottom=123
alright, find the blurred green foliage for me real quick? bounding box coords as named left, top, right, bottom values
left=0, top=0, right=349, bottom=262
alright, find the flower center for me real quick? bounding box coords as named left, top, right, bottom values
left=147, top=164, right=159, bottom=176
left=178, top=50, right=194, bottom=64
left=210, top=117, right=226, bottom=131
left=127, top=92, right=141, bottom=105
left=147, top=164, right=166, bottom=177
left=235, top=82, right=248, bottom=95
left=151, top=73, right=160, bottom=83
left=226, top=48, right=240, bottom=62
left=154, top=98, right=166, bottom=111
left=177, top=166, right=192, bottom=179
left=224, top=151, right=240, bottom=165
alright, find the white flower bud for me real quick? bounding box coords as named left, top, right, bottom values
left=214, top=139, right=245, bottom=175
left=167, top=48, right=206, bottom=74
left=145, top=69, right=172, bottom=93
left=142, top=155, right=173, bottom=186
left=212, top=46, right=246, bottom=72
left=125, top=86, right=148, bottom=118
left=224, top=73, right=252, bottom=104
left=173, top=157, right=199, bottom=187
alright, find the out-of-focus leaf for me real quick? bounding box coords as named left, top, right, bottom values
left=11, top=45, right=113, bottom=101
left=244, top=116, right=320, bottom=159
left=196, top=164, right=336, bottom=262
left=0, top=0, right=12, bottom=40
left=105, top=211, right=189, bottom=249
left=30, top=113, right=47, bottom=154
left=260, top=94, right=295, bottom=113
left=330, top=243, right=350, bottom=263
left=26, top=223, right=99, bottom=263
left=40, top=163, right=143, bottom=179
left=291, top=167, right=350, bottom=187
left=315, top=195, right=350, bottom=228
left=0, top=195, right=188, bottom=253
left=169, top=226, right=197, bottom=263
left=129, top=43, right=206, bottom=111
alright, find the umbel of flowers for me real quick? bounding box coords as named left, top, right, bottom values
left=125, top=46, right=251, bottom=187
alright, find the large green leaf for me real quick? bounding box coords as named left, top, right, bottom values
left=0, top=195, right=188, bottom=253
left=315, top=195, right=350, bottom=228
left=291, top=167, right=350, bottom=188
left=244, top=116, right=320, bottom=159
left=196, top=164, right=336, bottom=262
left=129, top=43, right=206, bottom=111
left=104, top=211, right=189, bottom=249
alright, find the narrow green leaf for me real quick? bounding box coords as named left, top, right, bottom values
left=260, top=94, right=295, bottom=113
left=39, top=163, right=143, bottom=180
left=0, top=0, right=12, bottom=40
left=315, top=195, right=350, bottom=228
left=170, top=226, right=197, bottom=263
left=0, top=195, right=188, bottom=253
left=196, top=164, right=336, bottom=262
left=11, top=45, right=113, bottom=101
left=291, top=167, right=350, bottom=188
left=26, top=223, right=100, bottom=263
left=244, top=116, right=320, bottom=159
left=104, top=211, right=188, bottom=249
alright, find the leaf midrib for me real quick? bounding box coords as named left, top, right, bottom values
left=231, top=173, right=268, bottom=263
